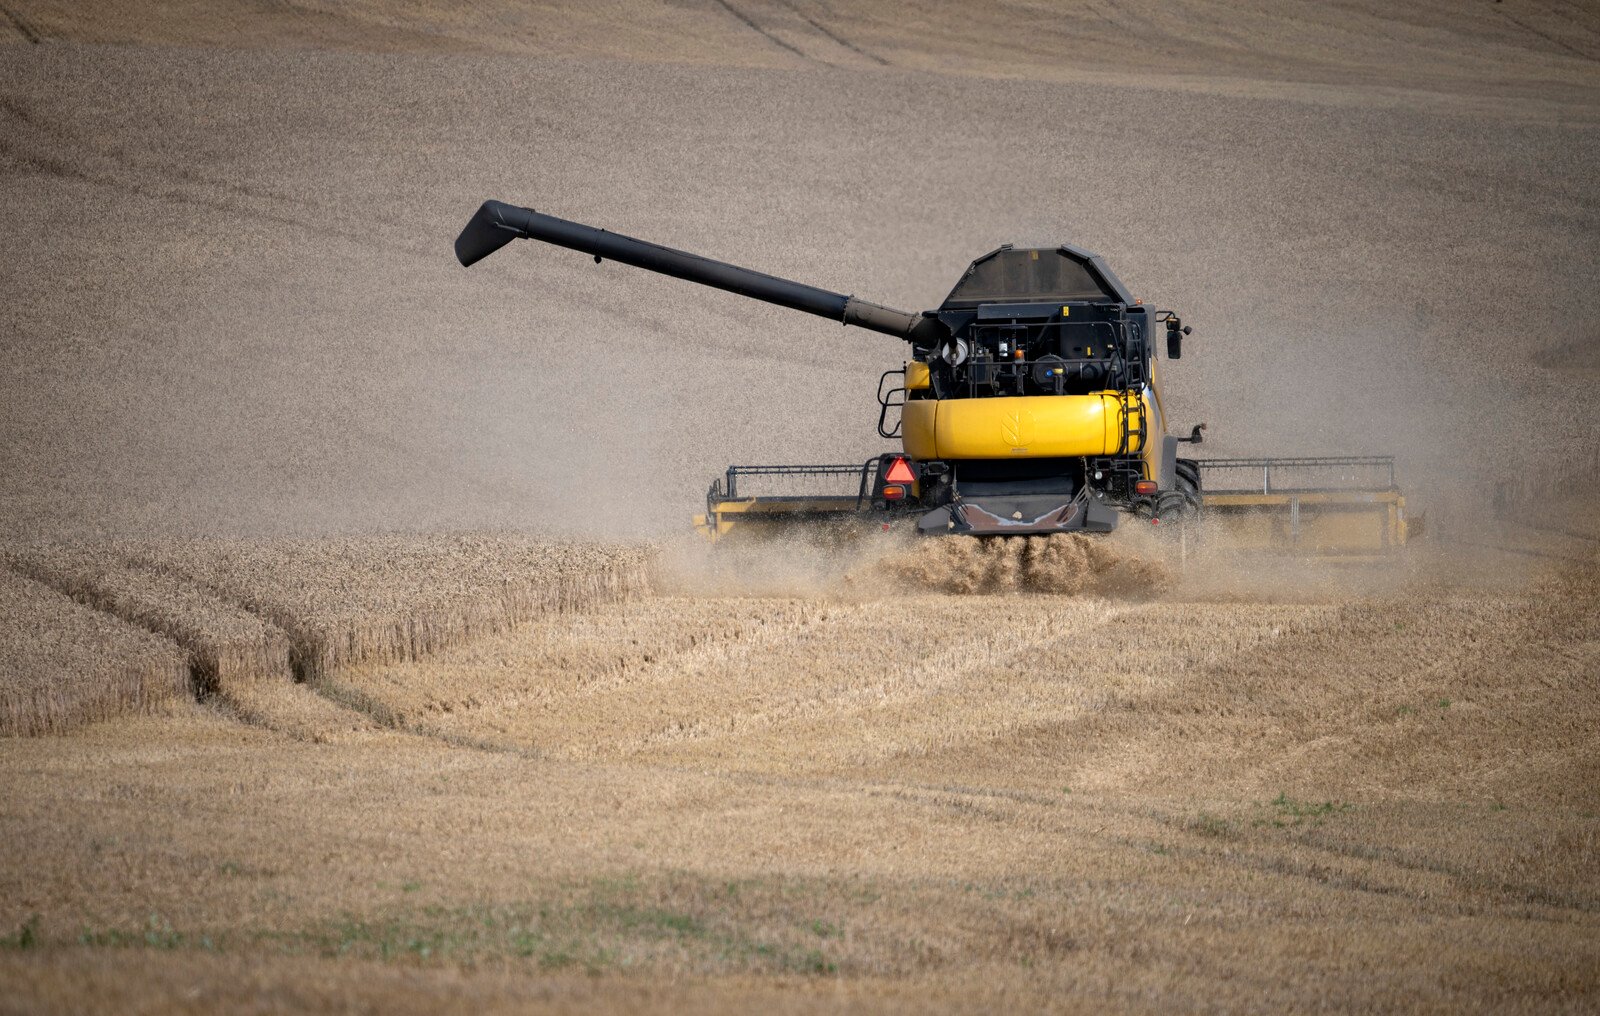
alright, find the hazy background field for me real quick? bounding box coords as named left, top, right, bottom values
left=1, top=2, right=1598, bottom=1013
left=3, top=0, right=1597, bottom=541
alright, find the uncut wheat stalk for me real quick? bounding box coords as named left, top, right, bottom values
left=0, top=568, right=189, bottom=735
left=142, top=534, right=654, bottom=682
left=4, top=543, right=295, bottom=697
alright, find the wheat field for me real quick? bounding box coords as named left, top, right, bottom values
left=1, top=530, right=1596, bottom=1013
left=0, top=569, right=189, bottom=734
left=3, top=0, right=1599, bottom=1011
left=0, top=536, right=652, bottom=738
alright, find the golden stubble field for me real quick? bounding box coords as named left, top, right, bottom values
left=1, top=527, right=1597, bottom=1014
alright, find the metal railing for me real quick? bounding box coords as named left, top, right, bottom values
left=1195, top=456, right=1397, bottom=494
left=707, top=461, right=880, bottom=516
left=877, top=369, right=905, bottom=439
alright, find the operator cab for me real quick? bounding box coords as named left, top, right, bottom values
left=916, top=245, right=1151, bottom=401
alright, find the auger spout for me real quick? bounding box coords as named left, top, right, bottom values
left=454, top=200, right=947, bottom=345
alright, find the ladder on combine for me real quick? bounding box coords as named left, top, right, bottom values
left=1196, top=456, right=1413, bottom=555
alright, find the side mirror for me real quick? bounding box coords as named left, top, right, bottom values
left=1165, top=322, right=1192, bottom=359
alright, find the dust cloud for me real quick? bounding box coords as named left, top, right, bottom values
left=868, top=531, right=1173, bottom=596
left=653, top=526, right=1176, bottom=599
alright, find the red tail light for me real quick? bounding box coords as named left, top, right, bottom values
left=884, top=457, right=916, bottom=484
left=1134, top=479, right=1158, bottom=496
left=882, top=484, right=907, bottom=501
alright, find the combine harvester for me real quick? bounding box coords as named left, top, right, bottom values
left=456, top=200, right=1412, bottom=556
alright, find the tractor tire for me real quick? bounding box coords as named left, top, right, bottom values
left=1175, top=458, right=1203, bottom=509
left=1152, top=458, right=1202, bottom=529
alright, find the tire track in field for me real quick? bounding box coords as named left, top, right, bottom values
left=0, top=97, right=344, bottom=238
left=622, top=597, right=1129, bottom=760
left=4, top=546, right=385, bottom=741
left=1494, top=4, right=1600, bottom=63
left=0, top=4, right=41, bottom=44
left=712, top=0, right=890, bottom=68
left=773, top=0, right=888, bottom=66
left=712, top=0, right=807, bottom=60
left=707, top=757, right=1579, bottom=923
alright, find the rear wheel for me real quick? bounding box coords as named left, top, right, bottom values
left=1129, top=460, right=1203, bottom=525
left=1174, top=458, right=1203, bottom=510
left=1156, top=459, right=1201, bottom=517
left=1150, top=459, right=1202, bottom=532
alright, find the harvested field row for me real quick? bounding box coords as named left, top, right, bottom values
left=328, top=548, right=1600, bottom=817
left=0, top=568, right=187, bottom=735
left=331, top=591, right=1325, bottom=765
left=910, top=555, right=1600, bottom=812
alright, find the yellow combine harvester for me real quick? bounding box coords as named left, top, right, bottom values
left=456, top=200, right=1411, bottom=555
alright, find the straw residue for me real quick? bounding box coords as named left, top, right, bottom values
left=871, top=533, right=1173, bottom=596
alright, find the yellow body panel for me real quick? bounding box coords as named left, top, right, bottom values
left=1142, top=359, right=1166, bottom=483
left=905, top=361, right=931, bottom=390
left=902, top=393, right=1151, bottom=460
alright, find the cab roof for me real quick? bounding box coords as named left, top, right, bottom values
left=940, top=245, right=1134, bottom=308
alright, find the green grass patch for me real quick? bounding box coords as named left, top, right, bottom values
left=56, top=872, right=875, bottom=977
left=77, top=913, right=211, bottom=952
left=1255, top=793, right=1353, bottom=828
left=0, top=915, right=40, bottom=951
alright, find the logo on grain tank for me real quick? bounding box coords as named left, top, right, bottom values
left=1002, top=408, right=1033, bottom=448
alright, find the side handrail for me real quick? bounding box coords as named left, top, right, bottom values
left=1195, top=456, right=1397, bottom=494
left=709, top=463, right=876, bottom=508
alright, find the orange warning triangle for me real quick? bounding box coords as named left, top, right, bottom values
left=885, top=457, right=916, bottom=484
